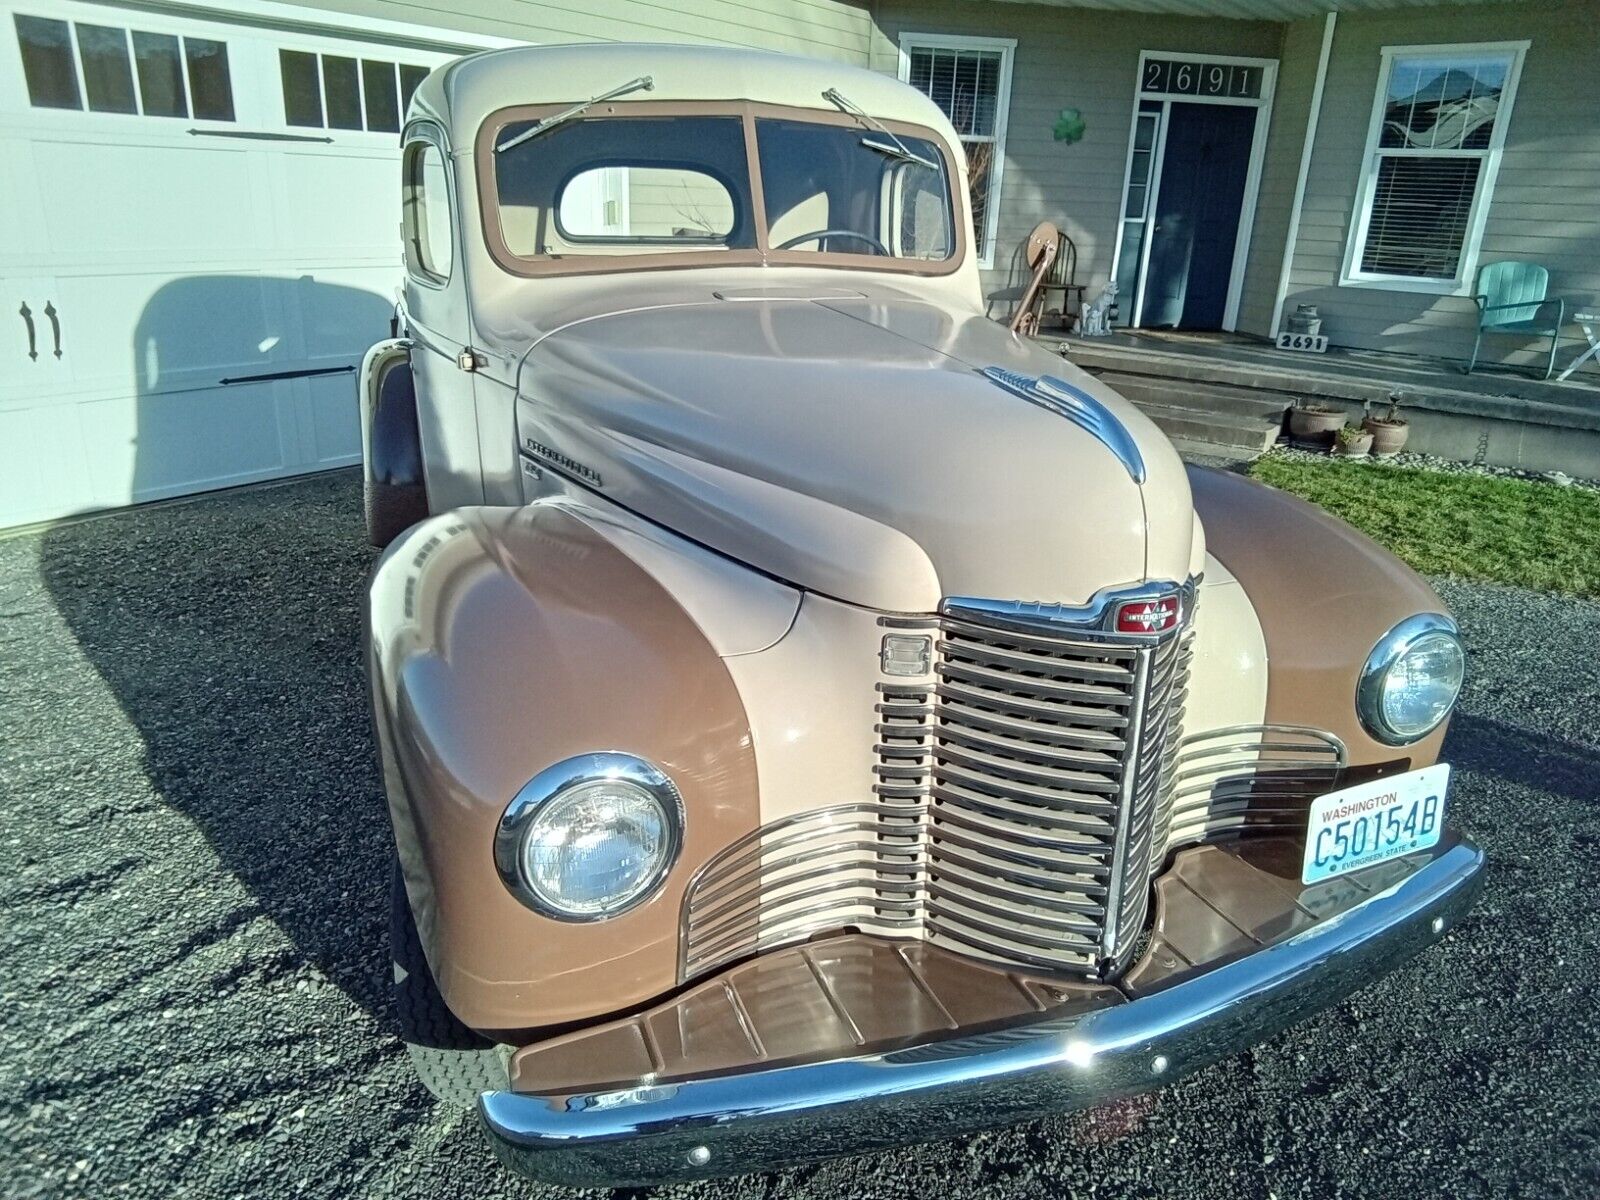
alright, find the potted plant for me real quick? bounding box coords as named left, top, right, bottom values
left=1288, top=400, right=1347, bottom=448
left=1334, top=423, right=1374, bottom=459
left=1363, top=400, right=1411, bottom=458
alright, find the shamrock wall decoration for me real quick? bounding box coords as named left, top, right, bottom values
left=1053, top=107, right=1086, bottom=145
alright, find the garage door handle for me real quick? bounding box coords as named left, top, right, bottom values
left=18, top=302, right=36, bottom=361
left=44, top=301, right=61, bottom=360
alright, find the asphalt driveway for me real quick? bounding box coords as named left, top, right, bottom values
left=1, top=471, right=1596, bottom=1199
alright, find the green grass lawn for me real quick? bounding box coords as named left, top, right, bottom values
left=1247, top=455, right=1600, bottom=599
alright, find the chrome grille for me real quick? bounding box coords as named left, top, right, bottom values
left=681, top=584, right=1196, bottom=984
left=1164, top=724, right=1345, bottom=849
left=925, top=605, right=1193, bottom=974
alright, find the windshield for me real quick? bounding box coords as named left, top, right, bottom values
left=756, top=119, right=953, bottom=261
left=483, top=104, right=959, bottom=274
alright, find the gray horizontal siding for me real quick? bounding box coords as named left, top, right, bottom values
left=305, top=0, right=876, bottom=62
left=870, top=0, right=1284, bottom=316
left=1278, top=0, right=1600, bottom=366
left=1233, top=15, right=1324, bottom=336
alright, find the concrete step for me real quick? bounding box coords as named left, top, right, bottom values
left=1090, top=370, right=1293, bottom=422
left=1133, top=401, right=1280, bottom=455
left=1078, top=367, right=1286, bottom=459
left=1162, top=436, right=1265, bottom=468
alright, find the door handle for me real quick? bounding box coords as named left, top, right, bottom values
left=19, top=302, right=37, bottom=361
left=44, top=301, right=61, bottom=359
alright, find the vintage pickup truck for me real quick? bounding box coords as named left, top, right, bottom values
left=359, top=42, right=1481, bottom=1187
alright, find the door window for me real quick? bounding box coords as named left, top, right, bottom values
left=12, top=13, right=234, bottom=120
left=404, top=140, right=453, bottom=281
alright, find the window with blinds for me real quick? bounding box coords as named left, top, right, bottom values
left=1346, top=44, right=1524, bottom=289
left=900, top=37, right=1013, bottom=265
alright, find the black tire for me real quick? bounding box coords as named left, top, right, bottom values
left=365, top=478, right=428, bottom=550
left=390, top=857, right=510, bottom=1106
left=364, top=357, right=429, bottom=549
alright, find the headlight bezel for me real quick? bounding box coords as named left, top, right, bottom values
left=493, top=752, right=684, bottom=922
left=1356, top=613, right=1464, bottom=745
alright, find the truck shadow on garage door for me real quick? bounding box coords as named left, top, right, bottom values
left=37, top=274, right=396, bottom=1020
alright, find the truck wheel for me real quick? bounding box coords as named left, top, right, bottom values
left=390, top=856, right=510, bottom=1106
left=365, top=479, right=429, bottom=550
left=364, top=356, right=428, bottom=549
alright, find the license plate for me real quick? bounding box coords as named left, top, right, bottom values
left=1301, top=764, right=1450, bottom=885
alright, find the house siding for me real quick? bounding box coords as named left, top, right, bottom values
left=869, top=1, right=1284, bottom=315
left=1276, top=0, right=1600, bottom=363
left=304, top=0, right=875, bottom=63
left=298, top=0, right=1594, bottom=367
left=1233, top=15, right=1324, bottom=337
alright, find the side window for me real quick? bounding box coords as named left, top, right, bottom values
left=404, top=140, right=452, bottom=282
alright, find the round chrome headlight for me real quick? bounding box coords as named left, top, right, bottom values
left=494, top=754, right=682, bottom=921
left=1357, top=614, right=1465, bottom=745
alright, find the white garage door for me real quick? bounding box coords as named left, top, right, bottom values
left=0, top=0, right=499, bottom=528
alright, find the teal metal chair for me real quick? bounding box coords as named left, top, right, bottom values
left=1467, top=261, right=1565, bottom=380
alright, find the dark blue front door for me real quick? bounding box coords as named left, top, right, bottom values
left=1142, top=103, right=1255, bottom=329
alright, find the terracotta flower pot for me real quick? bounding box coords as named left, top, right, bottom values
left=1363, top=416, right=1410, bottom=458
left=1289, top=405, right=1346, bottom=449
left=1334, top=429, right=1374, bottom=459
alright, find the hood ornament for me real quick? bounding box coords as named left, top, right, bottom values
left=980, top=367, right=1146, bottom=484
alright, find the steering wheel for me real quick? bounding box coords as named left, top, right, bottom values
left=775, top=229, right=890, bottom=255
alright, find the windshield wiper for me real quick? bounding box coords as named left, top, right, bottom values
left=822, top=87, right=939, bottom=171
left=495, top=75, right=654, bottom=154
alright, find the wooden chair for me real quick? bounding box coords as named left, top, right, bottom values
left=1039, top=231, right=1085, bottom=329
left=1467, top=261, right=1566, bottom=380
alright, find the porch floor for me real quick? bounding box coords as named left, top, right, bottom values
left=1038, top=329, right=1600, bottom=475
left=1059, top=329, right=1600, bottom=409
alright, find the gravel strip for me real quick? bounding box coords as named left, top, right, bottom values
left=1, top=473, right=1596, bottom=1199
left=1260, top=443, right=1600, bottom=490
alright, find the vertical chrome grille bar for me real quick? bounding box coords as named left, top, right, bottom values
left=1098, top=640, right=1152, bottom=963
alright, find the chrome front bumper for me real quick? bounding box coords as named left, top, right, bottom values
left=479, top=835, right=1484, bottom=1187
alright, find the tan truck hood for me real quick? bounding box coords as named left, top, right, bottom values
left=515, top=295, right=1194, bottom=612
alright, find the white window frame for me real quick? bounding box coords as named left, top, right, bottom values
left=897, top=32, right=1015, bottom=270
left=1339, top=39, right=1529, bottom=297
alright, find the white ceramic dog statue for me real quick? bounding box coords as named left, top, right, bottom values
left=1079, top=281, right=1118, bottom=337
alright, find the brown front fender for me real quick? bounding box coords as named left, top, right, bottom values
left=1188, top=465, right=1451, bottom=769
left=367, top=503, right=759, bottom=1033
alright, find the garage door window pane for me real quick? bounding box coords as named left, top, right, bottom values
left=322, top=55, right=362, bottom=130
left=362, top=59, right=399, bottom=133
left=75, top=23, right=137, bottom=114
left=400, top=65, right=428, bottom=116
left=184, top=37, right=234, bottom=121
left=133, top=31, right=186, bottom=118
left=15, top=15, right=81, bottom=110
left=280, top=49, right=322, bottom=127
